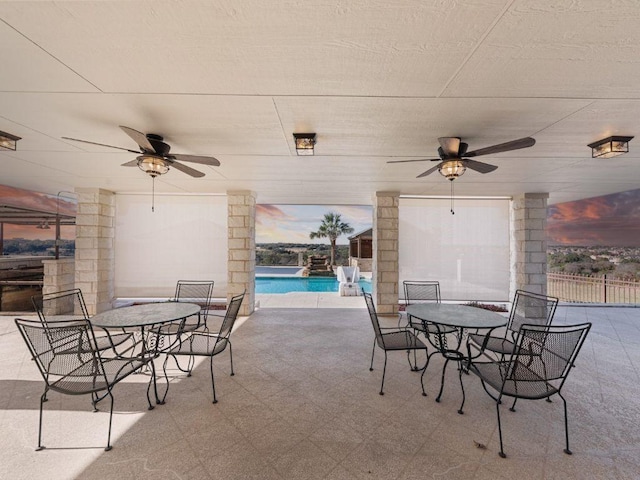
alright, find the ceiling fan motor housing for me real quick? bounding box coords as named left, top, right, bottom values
left=146, top=134, right=171, bottom=156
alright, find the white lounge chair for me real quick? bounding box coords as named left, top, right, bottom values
left=337, top=266, right=360, bottom=296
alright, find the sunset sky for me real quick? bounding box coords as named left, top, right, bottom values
left=256, top=204, right=372, bottom=245
left=547, top=188, right=640, bottom=247
left=0, top=185, right=76, bottom=240
left=3, top=183, right=639, bottom=247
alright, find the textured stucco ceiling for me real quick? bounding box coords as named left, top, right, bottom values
left=1, top=0, right=639, bottom=205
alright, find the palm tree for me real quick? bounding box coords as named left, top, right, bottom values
left=309, top=212, right=354, bottom=267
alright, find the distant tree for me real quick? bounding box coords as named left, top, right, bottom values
left=309, top=212, right=354, bottom=267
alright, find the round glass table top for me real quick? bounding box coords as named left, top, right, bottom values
left=91, top=302, right=201, bottom=328
left=405, top=303, right=507, bottom=329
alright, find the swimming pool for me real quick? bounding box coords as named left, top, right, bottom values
left=255, top=276, right=372, bottom=294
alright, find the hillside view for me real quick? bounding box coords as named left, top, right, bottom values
left=256, top=243, right=350, bottom=266
left=5, top=240, right=640, bottom=281
left=2, top=238, right=75, bottom=257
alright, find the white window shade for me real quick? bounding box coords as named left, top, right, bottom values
left=114, top=194, right=227, bottom=299
left=399, top=198, right=510, bottom=302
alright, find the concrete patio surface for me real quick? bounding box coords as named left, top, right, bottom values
left=0, top=302, right=638, bottom=479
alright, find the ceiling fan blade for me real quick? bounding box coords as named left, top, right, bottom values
left=417, top=164, right=442, bottom=178
left=168, top=160, right=206, bottom=178
left=169, top=153, right=220, bottom=166
left=119, top=125, right=155, bottom=152
left=387, top=158, right=440, bottom=164
left=61, top=136, right=140, bottom=154
left=464, top=137, right=535, bottom=157
left=121, top=159, right=139, bottom=167
left=438, top=137, right=461, bottom=157
left=464, top=159, right=498, bottom=174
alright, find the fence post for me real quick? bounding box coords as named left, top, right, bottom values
left=603, top=274, right=607, bottom=303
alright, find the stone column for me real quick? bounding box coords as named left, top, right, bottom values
left=511, top=193, right=549, bottom=298
left=227, top=190, right=256, bottom=316
left=42, top=258, right=75, bottom=295
left=74, top=188, right=115, bottom=315
left=373, top=192, right=399, bottom=314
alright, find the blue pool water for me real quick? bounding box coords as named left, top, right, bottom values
left=256, top=276, right=372, bottom=294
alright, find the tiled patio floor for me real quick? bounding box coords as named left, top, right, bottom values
left=1, top=303, right=639, bottom=479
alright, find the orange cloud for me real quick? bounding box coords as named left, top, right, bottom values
left=0, top=184, right=76, bottom=215
left=549, top=197, right=613, bottom=222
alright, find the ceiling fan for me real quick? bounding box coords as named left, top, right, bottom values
left=388, top=136, right=535, bottom=180
left=62, top=125, right=220, bottom=178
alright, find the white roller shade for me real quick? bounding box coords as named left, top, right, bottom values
left=399, top=198, right=510, bottom=302
left=114, top=194, right=227, bottom=299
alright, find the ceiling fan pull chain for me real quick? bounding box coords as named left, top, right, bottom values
left=450, top=180, right=455, bottom=215
left=152, top=176, right=155, bottom=212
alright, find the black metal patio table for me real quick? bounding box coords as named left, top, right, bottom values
left=91, top=302, right=201, bottom=403
left=406, top=303, right=507, bottom=413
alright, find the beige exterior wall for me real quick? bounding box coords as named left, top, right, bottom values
left=373, top=192, right=399, bottom=314
left=227, top=190, right=256, bottom=315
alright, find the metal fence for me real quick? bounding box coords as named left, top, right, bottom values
left=547, top=272, right=640, bottom=304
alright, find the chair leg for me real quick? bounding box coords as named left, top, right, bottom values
left=420, top=351, right=437, bottom=397
left=104, top=390, right=115, bottom=451
left=405, top=348, right=418, bottom=371
left=228, top=342, right=235, bottom=376
left=369, top=339, right=376, bottom=371
left=480, top=379, right=501, bottom=403
left=436, top=359, right=450, bottom=403
left=379, top=352, right=388, bottom=395
left=36, top=390, right=47, bottom=451
left=497, top=395, right=506, bottom=458
left=145, top=361, right=157, bottom=410
left=186, top=355, right=195, bottom=376
left=158, top=356, right=171, bottom=405
left=210, top=355, right=218, bottom=404
left=457, top=361, right=466, bottom=415
left=172, top=354, right=193, bottom=375
left=560, top=392, right=572, bottom=455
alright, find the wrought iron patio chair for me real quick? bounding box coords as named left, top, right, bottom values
left=164, top=280, right=215, bottom=333
left=154, top=280, right=215, bottom=369
left=32, top=288, right=133, bottom=353
left=399, top=280, right=441, bottom=327
left=161, top=291, right=244, bottom=403
left=14, top=317, right=157, bottom=451
left=468, top=290, right=558, bottom=359
left=467, top=322, right=591, bottom=458
left=402, top=281, right=456, bottom=371
left=364, top=291, right=429, bottom=395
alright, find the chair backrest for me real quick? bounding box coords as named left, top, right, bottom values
left=508, top=323, right=591, bottom=390
left=508, top=290, right=558, bottom=335
left=32, top=288, right=90, bottom=321
left=363, top=292, right=385, bottom=347
left=174, top=280, right=214, bottom=321
left=403, top=281, right=441, bottom=306
left=15, top=317, right=103, bottom=384
left=217, top=292, right=245, bottom=340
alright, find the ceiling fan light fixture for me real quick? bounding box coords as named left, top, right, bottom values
left=439, top=160, right=466, bottom=180
left=588, top=135, right=633, bottom=158
left=293, top=133, right=316, bottom=156
left=0, top=130, right=21, bottom=151
left=137, top=154, right=169, bottom=177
